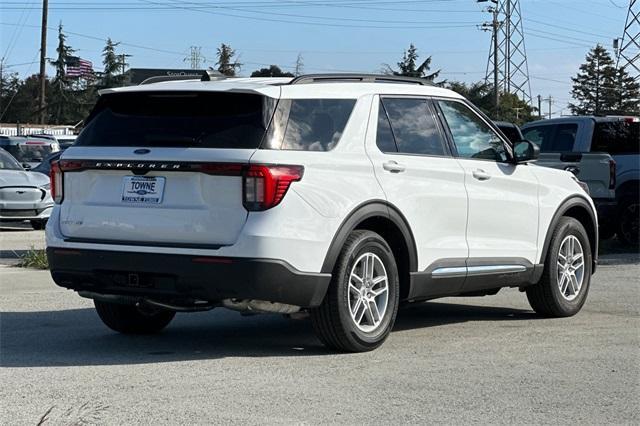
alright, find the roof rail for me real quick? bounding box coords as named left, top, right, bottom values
left=201, top=69, right=228, bottom=81
left=289, top=73, right=433, bottom=86
left=139, top=74, right=202, bottom=85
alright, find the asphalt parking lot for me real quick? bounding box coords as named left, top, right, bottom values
left=1, top=227, right=639, bottom=424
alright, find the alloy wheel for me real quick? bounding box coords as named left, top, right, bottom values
left=347, top=252, right=389, bottom=333
left=557, top=235, right=585, bottom=301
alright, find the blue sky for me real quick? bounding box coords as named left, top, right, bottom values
left=0, top=0, right=631, bottom=116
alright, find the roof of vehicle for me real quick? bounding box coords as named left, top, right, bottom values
left=522, top=115, right=639, bottom=128
left=99, top=74, right=464, bottom=100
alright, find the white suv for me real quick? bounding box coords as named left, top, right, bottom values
left=46, top=73, right=598, bottom=352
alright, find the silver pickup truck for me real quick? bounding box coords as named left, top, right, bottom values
left=520, top=116, right=639, bottom=246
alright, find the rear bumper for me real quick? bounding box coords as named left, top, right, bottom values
left=47, top=248, right=331, bottom=308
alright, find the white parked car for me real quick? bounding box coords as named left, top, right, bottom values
left=0, top=148, right=53, bottom=229
left=46, top=73, right=598, bottom=352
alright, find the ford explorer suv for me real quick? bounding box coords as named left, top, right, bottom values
left=46, top=73, right=598, bottom=352
left=522, top=116, right=639, bottom=246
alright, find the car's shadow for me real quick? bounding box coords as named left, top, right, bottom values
left=1, top=301, right=537, bottom=367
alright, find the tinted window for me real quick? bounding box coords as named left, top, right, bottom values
left=522, top=125, right=552, bottom=148
left=592, top=121, right=639, bottom=154
left=548, top=124, right=578, bottom=152
left=0, top=148, right=22, bottom=170
left=376, top=101, right=397, bottom=153
left=264, top=99, right=355, bottom=151
left=438, top=100, right=507, bottom=161
left=5, top=144, right=52, bottom=163
left=380, top=98, right=446, bottom=156
left=496, top=124, right=522, bottom=143
left=76, top=92, right=275, bottom=148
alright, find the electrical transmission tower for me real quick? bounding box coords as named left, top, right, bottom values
left=615, top=0, right=639, bottom=81
left=185, top=46, right=205, bottom=69
left=481, top=0, right=532, bottom=104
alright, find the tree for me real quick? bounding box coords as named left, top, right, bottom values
left=610, top=66, right=640, bottom=115
left=448, top=80, right=535, bottom=125
left=215, top=43, right=241, bottom=77
left=47, top=23, right=76, bottom=124
left=384, top=43, right=440, bottom=82
left=0, top=70, right=20, bottom=122
left=1, top=74, right=50, bottom=124
left=100, top=38, right=123, bottom=88
left=250, top=65, right=294, bottom=77
left=569, top=45, right=618, bottom=115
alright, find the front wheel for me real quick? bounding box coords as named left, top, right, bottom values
left=526, top=217, right=592, bottom=317
left=310, top=230, right=400, bottom=352
left=94, top=300, right=175, bottom=334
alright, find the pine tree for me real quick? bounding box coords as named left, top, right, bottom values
left=569, top=45, right=618, bottom=115
left=101, top=38, right=122, bottom=88
left=610, top=66, right=640, bottom=115
left=48, top=23, right=76, bottom=124
left=386, top=44, right=440, bottom=82
left=216, top=44, right=241, bottom=77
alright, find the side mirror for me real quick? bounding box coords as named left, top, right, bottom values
left=513, top=140, right=540, bottom=163
left=21, top=163, right=32, bottom=171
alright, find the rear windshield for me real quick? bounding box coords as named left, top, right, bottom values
left=76, top=92, right=276, bottom=149
left=4, top=144, right=52, bottom=163
left=592, top=121, right=639, bottom=154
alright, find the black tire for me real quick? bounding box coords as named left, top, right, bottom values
left=310, top=230, right=400, bottom=352
left=30, top=220, right=46, bottom=230
left=94, top=300, right=175, bottom=334
left=526, top=217, right=592, bottom=317
left=617, top=197, right=639, bottom=248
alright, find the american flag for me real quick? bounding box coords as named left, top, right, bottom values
left=66, top=57, right=94, bottom=78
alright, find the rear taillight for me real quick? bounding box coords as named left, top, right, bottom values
left=609, top=159, right=616, bottom=190
left=51, top=159, right=84, bottom=204
left=50, top=160, right=63, bottom=203
left=243, top=165, right=303, bottom=211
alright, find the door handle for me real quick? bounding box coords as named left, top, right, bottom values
left=383, top=160, right=406, bottom=173
left=472, top=169, right=491, bottom=181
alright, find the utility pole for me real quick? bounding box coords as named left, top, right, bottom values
left=479, top=0, right=501, bottom=116
left=537, top=94, right=542, bottom=119
left=294, top=53, right=304, bottom=77
left=119, top=54, right=132, bottom=86
left=542, top=95, right=553, bottom=119
left=38, top=0, right=48, bottom=124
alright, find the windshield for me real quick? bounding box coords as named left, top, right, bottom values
left=0, top=149, right=23, bottom=170
left=5, top=144, right=52, bottom=163
left=76, top=91, right=276, bottom=149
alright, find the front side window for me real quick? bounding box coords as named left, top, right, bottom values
left=264, top=99, right=356, bottom=151
left=437, top=100, right=508, bottom=162
left=378, top=98, right=447, bottom=156
left=522, top=125, right=552, bottom=148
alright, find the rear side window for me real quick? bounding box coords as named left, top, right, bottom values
left=592, top=121, right=639, bottom=154
left=378, top=98, right=447, bottom=156
left=76, top=92, right=275, bottom=149
left=264, top=99, right=356, bottom=151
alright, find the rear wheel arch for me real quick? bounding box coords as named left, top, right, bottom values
left=541, top=196, right=598, bottom=271
left=321, top=201, right=417, bottom=301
